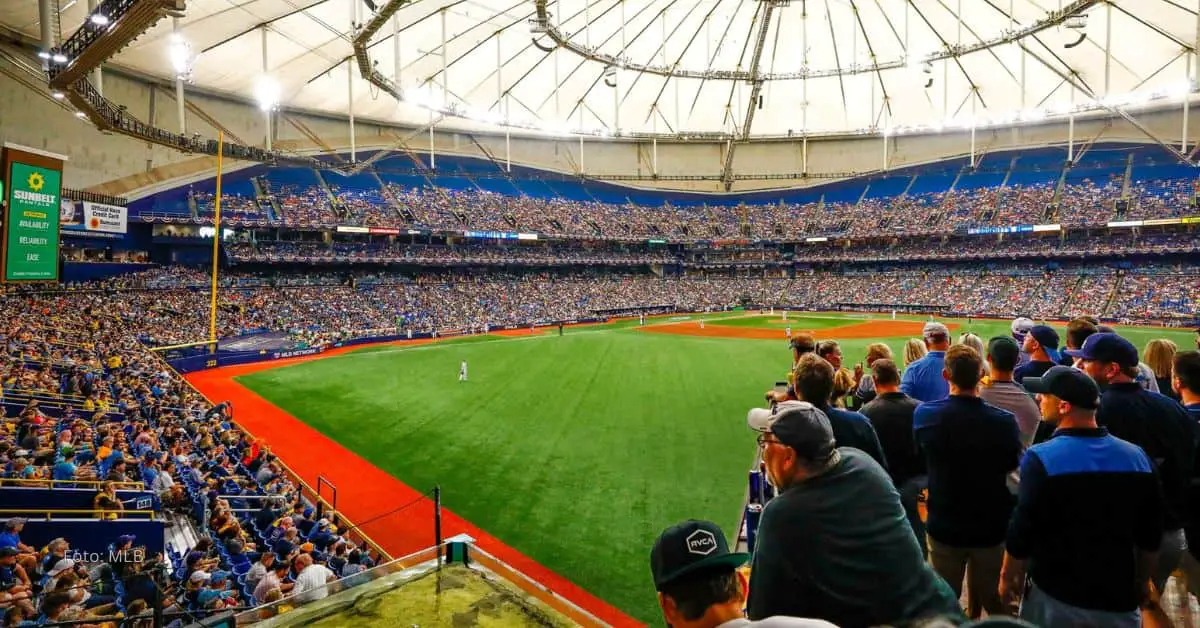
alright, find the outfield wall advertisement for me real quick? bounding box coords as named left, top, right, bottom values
left=2, top=145, right=66, bottom=282
left=62, top=201, right=128, bottom=234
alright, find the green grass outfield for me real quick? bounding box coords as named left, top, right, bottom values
left=236, top=313, right=1197, bottom=624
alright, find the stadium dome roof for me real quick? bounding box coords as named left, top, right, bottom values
left=3, top=0, right=1197, bottom=139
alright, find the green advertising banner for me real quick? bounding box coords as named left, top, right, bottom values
left=4, top=160, right=62, bottom=281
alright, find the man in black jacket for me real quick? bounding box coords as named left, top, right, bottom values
left=747, top=403, right=962, bottom=627
left=861, top=358, right=926, bottom=556
left=1069, top=332, right=1196, bottom=595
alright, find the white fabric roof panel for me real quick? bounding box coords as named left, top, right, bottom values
left=1, top=0, right=1196, bottom=137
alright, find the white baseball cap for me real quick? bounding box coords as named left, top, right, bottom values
left=1011, top=317, right=1035, bottom=337
left=48, top=558, right=75, bottom=576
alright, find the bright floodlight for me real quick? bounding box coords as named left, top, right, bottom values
left=89, top=13, right=109, bottom=25
left=169, top=36, right=193, bottom=76
left=37, top=50, right=51, bottom=60
left=254, top=75, right=280, bottom=111
left=51, top=52, right=68, bottom=63
left=51, top=90, right=65, bottom=99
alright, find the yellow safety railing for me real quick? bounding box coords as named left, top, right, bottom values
left=0, top=509, right=157, bottom=520
left=0, top=478, right=144, bottom=490
left=147, top=339, right=218, bottom=353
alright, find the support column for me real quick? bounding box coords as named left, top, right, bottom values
left=262, top=27, right=271, bottom=151
left=348, top=62, right=356, bottom=162
left=429, top=111, right=436, bottom=169
left=969, top=89, right=977, bottom=167
left=440, top=8, right=448, bottom=104
left=652, top=137, right=658, bottom=177
left=504, top=95, right=511, bottom=172
left=87, top=0, right=102, bottom=94
left=393, top=14, right=401, bottom=88
left=1184, top=54, right=1192, bottom=152
left=1067, top=84, right=1075, bottom=162
left=1104, top=2, right=1112, bottom=97
left=173, top=17, right=186, bottom=135
left=37, top=0, right=52, bottom=65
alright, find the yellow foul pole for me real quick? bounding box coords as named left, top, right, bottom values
left=209, top=131, right=223, bottom=353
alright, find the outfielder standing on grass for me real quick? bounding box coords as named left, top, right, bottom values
left=459, top=360, right=468, bottom=382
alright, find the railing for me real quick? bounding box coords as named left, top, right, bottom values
left=62, top=188, right=129, bottom=206
left=0, top=478, right=144, bottom=491
left=0, top=508, right=158, bottom=520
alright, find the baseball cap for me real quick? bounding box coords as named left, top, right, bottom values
left=117, top=534, right=136, bottom=545
left=189, top=570, right=212, bottom=583
left=1064, top=332, right=1138, bottom=368
left=1029, top=325, right=1059, bottom=350
left=48, top=558, right=75, bottom=576
left=923, top=321, right=950, bottom=340
left=650, top=520, right=750, bottom=590
left=1022, top=366, right=1100, bottom=409
left=746, top=400, right=806, bottom=432
left=1011, top=317, right=1034, bottom=338
left=749, top=402, right=835, bottom=460
left=0, top=547, right=19, bottom=558
left=987, top=336, right=1020, bottom=367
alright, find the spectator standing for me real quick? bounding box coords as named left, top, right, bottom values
left=1171, top=351, right=1200, bottom=597
left=852, top=343, right=894, bottom=407
left=1060, top=317, right=1098, bottom=368
left=1014, top=325, right=1060, bottom=384
left=901, top=322, right=951, bottom=402
left=649, top=520, right=836, bottom=628
left=1143, top=339, right=1179, bottom=401
left=913, top=345, right=1022, bottom=618
left=746, top=404, right=963, bottom=627
left=1003, top=366, right=1163, bottom=627
left=859, top=359, right=927, bottom=554
left=1069, top=332, right=1196, bottom=594
left=1011, top=317, right=1035, bottom=367
left=793, top=354, right=888, bottom=469
left=981, top=337, right=1042, bottom=447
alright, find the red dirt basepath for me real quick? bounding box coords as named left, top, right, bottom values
left=641, top=319, right=956, bottom=340
left=185, top=349, right=639, bottom=627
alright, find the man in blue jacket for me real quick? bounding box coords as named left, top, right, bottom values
left=914, top=344, right=1022, bottom=618
left=901, top=321, right=951, bottom=402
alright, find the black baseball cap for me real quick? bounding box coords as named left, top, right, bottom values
left=1022, top=366, right=1100, bottom=409
left=0, top=547, right=18, bottom=558
left=650, top=520, right=749, bottom=590
left=1064, top=332, right=1138, bottom=368
left=1029, top=325, right=1060, bottom=350
left=987, top=336, right=1020, bottom=368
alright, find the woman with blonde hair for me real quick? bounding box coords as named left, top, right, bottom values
left=831, top=367, right=857, bottom=408
left=904, top=338, right=927, bottom=367
left=956, top=332, right=988, bottom=376
left=1144, top=339, right=1179, bottom=400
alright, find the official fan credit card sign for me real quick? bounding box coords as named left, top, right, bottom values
left=4, top=160, right=62, bottom=281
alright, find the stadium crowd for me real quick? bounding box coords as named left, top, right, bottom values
left=185, top=175, right=1198, bottom=241
left=0, top=290, right=386, bottom=626
left=3, top=254, right=1200, bottom=627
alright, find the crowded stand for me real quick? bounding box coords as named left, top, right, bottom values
left=0, top=289, right=387, bottom=626
left=174, top=172, right=1200, bottom=243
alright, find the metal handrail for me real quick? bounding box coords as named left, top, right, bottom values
left=0, top=509, right=157, bottom=520
left=0, top=479, right=145, bottom=490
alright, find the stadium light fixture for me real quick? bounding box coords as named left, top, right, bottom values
left=89, top=13, right=110, bottom=26
left=168, top=34, right=195, bottom=78
left=74, top=111, right=87, bottom=119
left=51, top=90, right=65, bottom=99
left=254, top=75, right=280, bottom=111
left=37, top=50, right=51, bottom=60
left=51, top=52, right=68, bottom=64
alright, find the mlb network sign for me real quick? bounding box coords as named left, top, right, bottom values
left=4, top=159, right=62, bottom=281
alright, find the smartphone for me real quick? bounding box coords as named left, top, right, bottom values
left=774, top=381, right=788, bottom=394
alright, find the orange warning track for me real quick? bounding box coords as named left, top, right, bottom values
left=641, top=319, right=957, bottom=340
left=185, top=343, right=638, bottom=627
